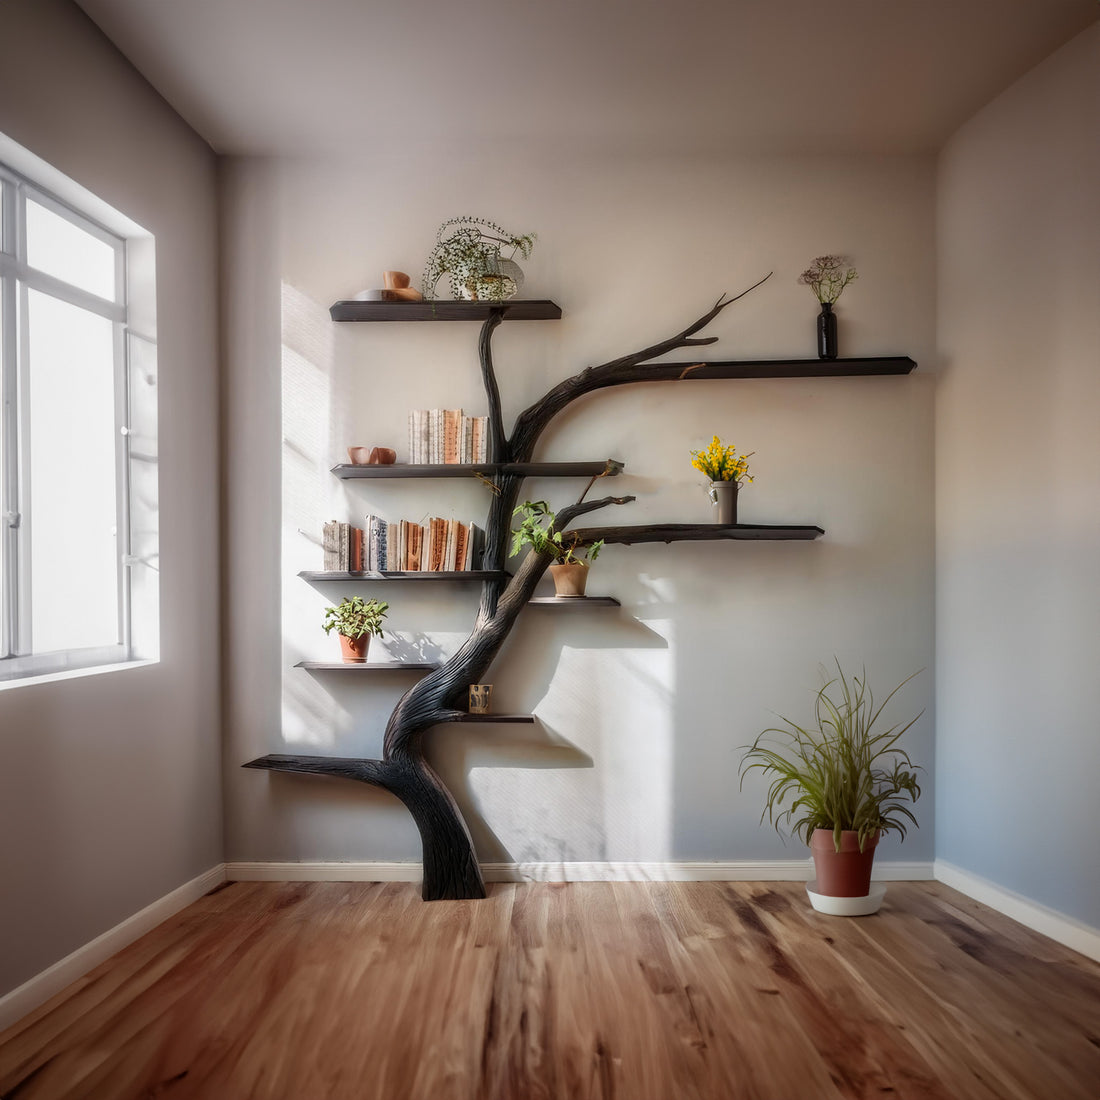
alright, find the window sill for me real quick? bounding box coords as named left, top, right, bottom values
left=0, top=657, right=157, bottom=691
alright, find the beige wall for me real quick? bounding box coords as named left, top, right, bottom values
left=223, top=149, right=937, bottom=869
left=0, top=0, right=222, bottom=995
left=935, top=24, right=1100, bottom=924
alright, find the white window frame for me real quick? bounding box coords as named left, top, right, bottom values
left=0, top=158, right=145, bottom=682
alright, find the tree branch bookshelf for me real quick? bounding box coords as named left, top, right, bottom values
left=248, top=290, right=911, bottom=900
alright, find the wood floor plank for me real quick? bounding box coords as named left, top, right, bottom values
left=2, top=881, right=1098, bottom=1099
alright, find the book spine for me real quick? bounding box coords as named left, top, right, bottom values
left=384, top=522, right=395, bottom=571
left=364, top=516, right=375, bottom=572
left=352, top=527, right=363, bottom=572
left=477, top=416, right=489, bottom=462
left=454, top=522, right=469, bottom=571
left=408, top=523, right=423, bottom=571
left=338, top=522, right=350, bottom=572
left=468, top=524, right=484, bottom=571
left=323, top=520, right=339, bottom=571
left=429, top=517, right=444, bottom=571
left=443, top=409, right=461, bottom=464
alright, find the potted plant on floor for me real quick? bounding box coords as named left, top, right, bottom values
left=739, top=662, right=923, bottom=911
left=511, top=500, right=604, bottom=597
left=322, top=596, right=388, bottom=663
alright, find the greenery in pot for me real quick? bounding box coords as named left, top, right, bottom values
left=798, top=254, right=858, bottom=305
left=422, top=216, right=536, bottom=302
left=322, top=596, right=388, bottom=640
left=739, top=662, right=923, bottom=853
left=510, top=500, right=603, bottom=565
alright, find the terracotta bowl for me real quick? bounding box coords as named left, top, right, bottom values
left=347, top=446, right=396, bottom=465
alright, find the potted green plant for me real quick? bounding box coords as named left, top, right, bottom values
left=422, top=216, right=536, bottom=302
left=689, top=434, right=753, bottom=524
left=322, top=596, right=388, bottom=663
left=510, top=500, right=603, bottom=598
left=739, top=663, right=923, bottom=907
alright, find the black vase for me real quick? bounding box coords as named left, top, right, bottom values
left=817, top=301, right=838, bottom=360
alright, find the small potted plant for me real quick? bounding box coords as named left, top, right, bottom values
left=798, top=254, right=857, bottom=360
left=322, top=596, right=388, bottom=663
left=739, top=663, right=923, bottom=910
left=422, top=216, right=536, bottom=302
left=690, top=435, right=753, bottom=524
left=510, top=500, right=604, bottom=598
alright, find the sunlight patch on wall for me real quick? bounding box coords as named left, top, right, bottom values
left=281, top=280, right=341, bottom=748
left=467, top=633, right=675, bottom=863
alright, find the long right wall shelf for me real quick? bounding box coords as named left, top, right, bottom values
left=642, top=356, right=915, bottom=379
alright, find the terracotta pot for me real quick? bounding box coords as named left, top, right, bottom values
left=338, top=633, right=370, bottom=663
left=549, top=562, right=589, bottom=597
left=810, top=829, right=879, bottom=897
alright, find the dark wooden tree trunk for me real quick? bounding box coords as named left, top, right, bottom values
left=248, top=280, right=788, bottom=900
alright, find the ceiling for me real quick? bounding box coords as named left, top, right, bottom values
left=74, top=0, right=1098, bottom=157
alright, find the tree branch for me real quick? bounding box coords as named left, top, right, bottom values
left=555, top=494, right=636, bottom=532
left=478, top=310, right=508, bottom=461
left=507, top=276, right=772, bottom=462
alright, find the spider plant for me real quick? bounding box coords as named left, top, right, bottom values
left=739, top=663, right=923, bottom=853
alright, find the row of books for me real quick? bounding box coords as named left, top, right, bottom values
left=322, top=517, right=485, bottom=573
left=407, top=409, right=490, bottom=465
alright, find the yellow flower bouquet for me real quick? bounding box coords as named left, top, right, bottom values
left=690, top=435, right=754, bottom=484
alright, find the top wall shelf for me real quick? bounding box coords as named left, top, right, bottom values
left=329, top=300, right=563, bottom=322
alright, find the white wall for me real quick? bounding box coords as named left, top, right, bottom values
left=224, top=149, right=937, bottom=870
left=936, top=25, right=1100, bottom=925
left=0, top=0, right=222, bottom=996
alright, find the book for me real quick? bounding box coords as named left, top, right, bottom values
left=389, top=523, right=402, bottom=576
left=338, top=522, right=350, bottom=572
left=430, top=517, right=447, bottom=571
left=407, top=522, right=423, bottom=571
left=443, top=409, right=462, bottom=464
left=351, top=527, right=363, bottom=572
left=399, top=520, right=411, bottom=571
left=466, top=524, right=484, bottom=570
left=453, top=522, right=469, bottom=571
left=322, top=520, right=339, bottom=570
left=364, top=515, right=381, bottom=571
left=443, top=518, right=459, bottom=571
left=430, top=409, right=443, bottom=464
left=472, top=416, right=489, bottom=462
left=460, top=415, right=473, bottom=464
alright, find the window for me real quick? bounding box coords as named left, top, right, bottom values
left=0, top=143, right=158, bottom=682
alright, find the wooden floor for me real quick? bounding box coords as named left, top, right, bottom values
left=2, top=881, right=1098, bottom=1099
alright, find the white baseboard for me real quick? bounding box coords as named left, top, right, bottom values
left=226, top=859, right=935, bottom=884
left=934, top=860, right=1100, bottom=963
left=0, top=865, right=226, bottom=1033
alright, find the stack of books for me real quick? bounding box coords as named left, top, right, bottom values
left=323, top=518, right=485, bottom=572
left=407, top=409, right=490, bottom=464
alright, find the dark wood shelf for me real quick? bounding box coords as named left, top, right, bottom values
left=299, top=570, right=505, bottom=582
left=589, top=523, right=825, bottom=544
left=452, top=714, right=536, bottom=724
left=332, top=460, right=622, bottom=479
left=330, top=300, right=562, bottom=322
left=295, top=661, right=439, bottom=672
left=642, top=356, right=915, bottom=378
left=527, top=596, right=621, bottom=606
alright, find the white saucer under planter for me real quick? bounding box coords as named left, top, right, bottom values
left=806, top=881, right=887, bottom=916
